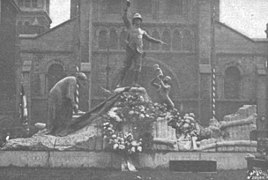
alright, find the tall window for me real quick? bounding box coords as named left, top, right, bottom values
left=182, top=30, right=193, bottom=51
left=172, top=29, right=182, bottom=51
left=106, top=0, right=122, bottom=14
left=99, top=29, right=108, bottom=49
left=137, top=0, right=152, bottom=14
left=47, top=64, right=65, bottom=92
left=18, top=0, right=23, bottom=7
left=25, top=0, right=31, bottom=7
left=143, top=30, right=149, bottom=50
left=120, top=29, right=128, bottom=49
left=162, top=30, right=171, bottom=51
left=32, top=0, right=38, bottom=8
left=224, top=66, right=241, bottom=99
left=109, top=29, right=118, bottom=49
left=151, top=30, right=160, bottom=50
left=167, top=0, right=183, bottom=15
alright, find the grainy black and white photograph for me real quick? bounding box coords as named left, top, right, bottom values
left=0, top=0, right=268, bottom=179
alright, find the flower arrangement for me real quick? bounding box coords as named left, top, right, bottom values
left=102, top=89, right=155, bottom=154
left=102, top=88, right=198, bottom=153
left=167, top=112, right=198, bottom=139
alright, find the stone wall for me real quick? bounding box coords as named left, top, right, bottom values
left=223, top=105, right=257, bottom=141
left=0, top=151, right=251, bottom=170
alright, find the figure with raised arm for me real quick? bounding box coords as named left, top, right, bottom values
left=151, top=64, right=174, bottom=110
left=117, top=0, right=167, bottom=87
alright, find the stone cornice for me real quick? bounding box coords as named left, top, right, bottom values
left=20, top=50, right=73, bottom=54
left=93, top=21, right=197, bottom=28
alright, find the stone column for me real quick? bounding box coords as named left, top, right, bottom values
left=70, top=0, right=79, bottom=18
left=77, top=0, right=93, bottom=111
left=198, top=0, right=214, bottom=126
left=257, top=64, right=267, bottom=130
left=22, top=60, right=32, bottom=123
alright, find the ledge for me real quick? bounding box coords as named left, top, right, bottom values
left=0, top=151, right=249, bottom=170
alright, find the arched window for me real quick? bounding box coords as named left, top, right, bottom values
left=32, top=0, right=38, bottom=8
left=106, top=0, right=122, bottom=14
left=109, top=28, right=118, bottom=50
left=162, top=30, right=171, bottom=51
left=99, top=29, right=108, bottom=49
left=224, top=66, right=241, bottom=99
left=18, top=0, right=23, bottom=7
left=151, top=30, right=160, bottom=50
left=137, top=0, right=152, bottom=14
left=182, top=30, right=193, bottom=51
left=143, top=29, right=150, bottom=50
left=167, top=0, right=183, bottom=15
left=119, top=29, right=128, bottom=49
left=120, top=29, right=127, bottom=50
left=47, top=63, right=65, bottom=92
left=24, top=21, right=30, bottom=26
left=17, top=21, right=23, bottom=34
left=25, top=0, right=31, bottom=7
left=172, top=29, right=182, bottom=51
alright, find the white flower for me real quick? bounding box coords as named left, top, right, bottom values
left=113, top=144, right=119, bottom=150
left=103, top=122, right=109, bottom=126
left=131, top=140, right=138, bottom=146
left=137, top=146, right=142, bottom=152
left=139, top=114, right=145, bottom=119
left=183, top=123, right=190, bottom=128
left=119, top=145, right=125, bottom=150
left=112, top=134, right=117, bottom=138
left=131, top=147, right=136, bottom=152
left=129, top=110, right=134, bottom=115
left=108, top=107, right=122, bottom=122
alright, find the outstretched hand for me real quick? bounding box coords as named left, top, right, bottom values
left=126, top=0, right=130, bottom=7
left=160, top=41, right=168, bottom=45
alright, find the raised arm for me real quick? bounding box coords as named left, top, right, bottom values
left=150, top=77, right=161, bottom=89
left=157, top=76, right=170, bottom=89
left=122, top=2, right=131, bottom=29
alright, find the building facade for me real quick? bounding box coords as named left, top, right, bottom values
left=18, top=0, right=268, bottom=130
left=0, top=0, right=20, bottom=133
left=14, top=0, right=51, bottom=35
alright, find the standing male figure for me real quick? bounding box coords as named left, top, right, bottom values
left=117, top=0, right=167, bottom=87
left=47, top=72, right=88, bottom=135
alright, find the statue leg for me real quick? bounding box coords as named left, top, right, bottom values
left=133, top=53, right=142, bottom=86
left=117, top=47, right=133, bottom=87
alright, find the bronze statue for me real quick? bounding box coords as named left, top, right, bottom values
left=150, top=64, right=174, bottom=110
left=47, top=72, right=87, bottom=135
left=117, top=0, right=167, bottom=87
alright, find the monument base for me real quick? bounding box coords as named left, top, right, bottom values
left=0, top=151, right=249, bottom=170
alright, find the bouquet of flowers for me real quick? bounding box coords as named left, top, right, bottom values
left=168, top=112, right=198, bottom=138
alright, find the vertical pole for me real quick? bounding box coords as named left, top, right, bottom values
left=211, top=0, right=216, bottom=120
left=106, top=45, right=110, bottom=90
left=266, top=24, right=268, bottom=129
left=212, top=68, right=216, bottom=119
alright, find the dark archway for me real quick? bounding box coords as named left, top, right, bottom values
left=47, top=63, right=65, bottom=92
left=224, top=66, right=241, bottom=99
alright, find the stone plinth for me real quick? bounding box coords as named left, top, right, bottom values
left=0, top=151, right=250, bottom=170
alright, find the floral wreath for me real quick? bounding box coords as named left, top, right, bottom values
left=167, top=112, right=198, bottom=139
left=102, top=88, right=198, bottom=153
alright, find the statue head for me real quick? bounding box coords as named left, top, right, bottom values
left=163, top=76, right=171, bottom=83
left=75, top=72, right=88, bottom=87
left=132, top=13, right=142, bottom=26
